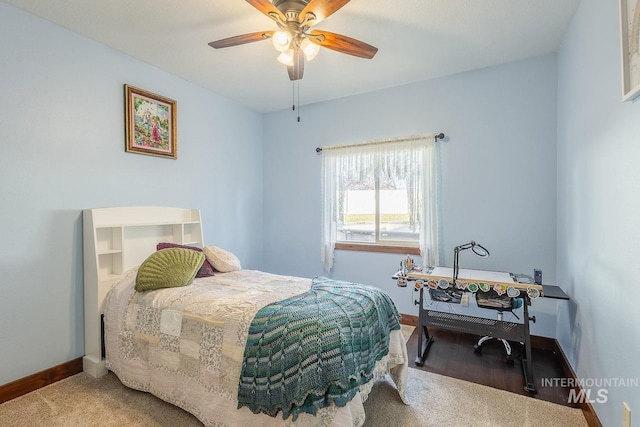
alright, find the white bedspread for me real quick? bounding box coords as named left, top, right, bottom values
left=104, top=268, right=408, bottom=427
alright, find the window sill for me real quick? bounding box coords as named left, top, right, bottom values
left=335, top=242, right=420, bottom=255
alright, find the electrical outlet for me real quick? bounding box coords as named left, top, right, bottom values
left=623, top=402, right=631, bottom=427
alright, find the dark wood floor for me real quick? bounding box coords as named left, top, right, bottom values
left=405, top=326, right=580, bottom=408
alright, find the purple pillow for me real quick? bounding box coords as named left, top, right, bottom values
left=156, top=242, right=215, bottom=277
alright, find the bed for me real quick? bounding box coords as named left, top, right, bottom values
left=83, top=206, right=408, bottom=427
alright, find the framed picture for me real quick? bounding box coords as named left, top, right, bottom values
left=620, top=0, right=640, bottom=101
left=124, top=85, right=177, bottom=158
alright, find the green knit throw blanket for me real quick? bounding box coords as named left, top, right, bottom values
left=237, top=276, right=401, bottom=420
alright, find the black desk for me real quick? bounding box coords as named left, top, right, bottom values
left=393, top=270, right=569, bottom=393
left=541, top=285, right=570, bottom=300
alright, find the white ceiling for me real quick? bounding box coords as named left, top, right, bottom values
left=3, top=0, right=580, bottom=113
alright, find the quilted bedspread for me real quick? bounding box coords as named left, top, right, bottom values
left=104, top=269, right=408, bottom=427
left=238, top=277, right=401, bottom=420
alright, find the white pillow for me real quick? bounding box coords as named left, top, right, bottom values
left=203, top=246, right=241, bottom=272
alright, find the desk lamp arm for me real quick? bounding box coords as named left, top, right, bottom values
left=453, top=241, right=490, bottom=283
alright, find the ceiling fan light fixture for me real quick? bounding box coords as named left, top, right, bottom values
left=300, top=38, right=319, bottom=61
left=208, top=0, right=378, bottom=87
left=277, top=49, right=295, bottom=66
left=272, top=30, right=292, bottom=52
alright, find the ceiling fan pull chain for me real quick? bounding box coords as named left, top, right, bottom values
left=297, top=80, right=301, bottom=122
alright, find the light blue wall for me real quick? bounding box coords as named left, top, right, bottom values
left=7, top=5, right=636, bottom=425
left=0, top=3, right=263, bottom=385
left=263, top=54, right=560, bottom=336
left=557, top=0, right=640, bottom=425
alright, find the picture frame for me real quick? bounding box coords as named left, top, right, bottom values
left=124, top=85, right=177, bottom=158
left=620, top=0, right=640, bottom=101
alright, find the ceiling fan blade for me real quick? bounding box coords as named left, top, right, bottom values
left=208, top=31, right=274, bottom=49
left=299, top=0, right=351, bottom=26
left=309, top=30, right=378, bottom=59
left=246, top=0, right=286, bottom=22
left=287, top=49, right=304, bottom=81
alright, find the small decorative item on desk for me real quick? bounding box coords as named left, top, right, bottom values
left=396, top=255, right=415, bottom=287
left=534, top=268, right=542, bottom=285
left=405, top=255, right=414, bottom=272
left=397, top=275, right=407, bottom=287
left=400, top=255, right=414, bottom=274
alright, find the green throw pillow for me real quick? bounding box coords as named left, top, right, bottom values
left=135, top=248, right=205, bottom=292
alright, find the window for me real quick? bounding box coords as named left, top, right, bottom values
left=320, top=135, right=439, bottom=271
left=337, top=157, right=418, bottom=245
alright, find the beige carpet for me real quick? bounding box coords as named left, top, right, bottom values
left=0, top=326, right=588, bottom=427
left=363, top=369, right=588, bottom=427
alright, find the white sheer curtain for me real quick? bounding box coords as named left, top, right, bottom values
left=320, top=135, right=439, bottom=272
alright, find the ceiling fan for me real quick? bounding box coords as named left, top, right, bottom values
left=208, top=0, right=378, bottom=81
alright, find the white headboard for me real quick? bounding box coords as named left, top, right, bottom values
left=82, top=206, right=203, bottom=377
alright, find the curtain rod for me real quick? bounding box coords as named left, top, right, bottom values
left=315, top=133, right=445, bottom=153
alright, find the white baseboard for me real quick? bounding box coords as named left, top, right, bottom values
left=82, top=356, right=107, bottom=378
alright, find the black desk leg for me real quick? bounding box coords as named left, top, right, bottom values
left=415, top=287, right=434, bottom=366
left=415, top=325, right=434, bottom=366
left=521, top=296, right=537, bottom=393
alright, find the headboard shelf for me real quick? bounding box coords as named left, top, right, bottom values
left=95, top=220, right=202, bottom=228
left=98, top=248, right=122, bottom=255
left=83, top=206, right=204, bottom=377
